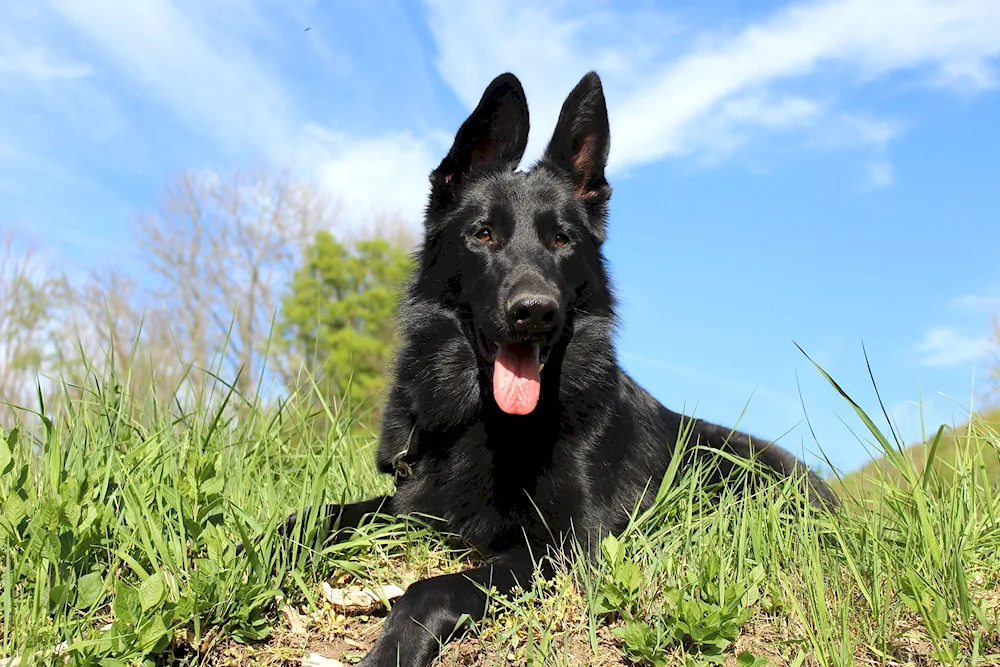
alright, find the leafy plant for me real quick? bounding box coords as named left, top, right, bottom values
left=277, top=230, right=413, bottom=424
left=594, top=534, right=644, bottom=620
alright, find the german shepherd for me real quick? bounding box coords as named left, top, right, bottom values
left=280, top=71, right=837, bottom=666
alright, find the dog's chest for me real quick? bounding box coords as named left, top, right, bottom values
left=393, top=420, right=587, bottom=552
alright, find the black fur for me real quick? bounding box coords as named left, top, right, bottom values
left=281, top=72, right=838, bottom=667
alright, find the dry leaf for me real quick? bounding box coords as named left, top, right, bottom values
left=321, top=581, right=405, bottom=612
left=301, top=653, right=344, bottom=667
left=281, top=604, right=308, bottom=634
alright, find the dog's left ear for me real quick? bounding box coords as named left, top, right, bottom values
left=542, top=71, right=611, bottom=235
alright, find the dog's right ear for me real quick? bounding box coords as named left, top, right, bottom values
left=429, top=73, right=529, bottom=207
left=542, top=72, right=610, bottom=201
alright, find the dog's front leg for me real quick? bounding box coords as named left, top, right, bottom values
left=359, top=546, right=548, bottom=667
left=277, top=495, right=395, bottom=547
left=237, top=496, right=395, bottom=555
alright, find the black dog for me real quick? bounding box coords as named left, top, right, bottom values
left=282, top=71, right=837, bottom=666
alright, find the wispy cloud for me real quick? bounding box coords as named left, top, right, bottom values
left=912, top=327, right=995, bottom=368
left=0, top=41, right=92, bottom=81
left=47, top=0, right=296, bottom=152
left=4, top=0, right=1000, bottom=239
left=613, top=0, right=1000, bottom=171
left=864, top=160, right=895, bottom=189
left=427, top=0, right=1000, bottom=176
left=912, top=290, right=998, bottom=370
left=950, top=290, right=1000, bottom=314
left=0, top=0, right=444, bottom=229
left=300, top=126, right=445, bottom=226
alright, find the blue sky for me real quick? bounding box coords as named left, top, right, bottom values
left=2, top=0, right=999, bottom=474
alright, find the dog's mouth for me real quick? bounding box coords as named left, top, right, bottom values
left=476, top=331, right=552, bottom=416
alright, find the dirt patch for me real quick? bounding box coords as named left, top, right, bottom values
left=191, top=568, right=1000, bottom=666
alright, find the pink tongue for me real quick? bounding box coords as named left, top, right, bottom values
left=493, top=343, right=541, bottom=415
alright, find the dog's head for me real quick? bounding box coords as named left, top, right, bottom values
left=415, top=72, right=614, bottom=416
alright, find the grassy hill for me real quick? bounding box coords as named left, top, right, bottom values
left=833, top=406, right=1000, bottom=499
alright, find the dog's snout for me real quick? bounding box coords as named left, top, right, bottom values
left=507, top=293, right=559, bottom=334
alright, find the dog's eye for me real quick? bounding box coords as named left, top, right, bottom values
left=554, top=233, right=571, bottom=248
left=474, top=227, right=494, bottom=243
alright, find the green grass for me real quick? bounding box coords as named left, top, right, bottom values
left=833, top=407, right=1000, bottom=499
left=2, top=354, right=1000, bottom=666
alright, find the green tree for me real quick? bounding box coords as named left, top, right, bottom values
left=0, top=231, right=70, bottom=417
left=277, top=230, right=413, bottom=421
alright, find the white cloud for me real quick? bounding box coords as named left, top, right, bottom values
left=425, top=2, right=628, bottom=165
left=809, top=114, right=905, bottom=151
left=721, top=95, right=821, bottom=129
left=298, top=126, right=446, bottom=224
left=6, top=0, right=1000, bottom=240
left=913, top=327, right=995, bottom=368
left=864, top=160, right=895, bottom=189
left=427, top=0, right=1000, bottom=174
left=612, top=0, right=1000, bottom=171
left=0, top=40, right=92, bottom=81
left=1, top=0, right=443, bottom=228
left=47, top=0, right=297, bottom=152
left=950, top=291, right=1000, bottom=314
left=932, top=56, right=999, bottom=92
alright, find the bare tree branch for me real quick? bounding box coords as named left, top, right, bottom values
left=134, top=167, right=338, bottom=398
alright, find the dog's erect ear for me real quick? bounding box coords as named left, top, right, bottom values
left=430, top=73, right=529, bottom=204
left=542, top=71, right=611, bottom=209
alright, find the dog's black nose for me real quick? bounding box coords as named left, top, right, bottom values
left=507, top=294, right=559, bottom=334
